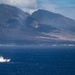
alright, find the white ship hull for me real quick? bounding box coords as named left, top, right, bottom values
left=0, top=56, right=10, bottom=62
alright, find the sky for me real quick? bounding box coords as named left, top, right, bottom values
left=0, top=0, right=75, bottom=20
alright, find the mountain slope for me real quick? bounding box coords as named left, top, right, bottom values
left=0, top=4, right=30, bottom=36
left=32, top=9, right=75, bottom=32
left=0, top=5, right=75, bottom=45
left=0, top=4, right=29, bottom=29
left=25, top=16, right=58, bottom=33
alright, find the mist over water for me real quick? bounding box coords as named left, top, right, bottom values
left=0, top=46, right=75, bottom=75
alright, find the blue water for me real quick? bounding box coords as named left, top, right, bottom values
left=0, top=46, right=75, bottom=75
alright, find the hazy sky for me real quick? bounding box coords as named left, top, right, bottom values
left=0, top=0, right=75, bottom=20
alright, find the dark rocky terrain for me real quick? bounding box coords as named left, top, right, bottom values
left=0, top=4, right=75, bottom=45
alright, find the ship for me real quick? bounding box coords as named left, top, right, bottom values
left=0, top=56, right=10, bottom=62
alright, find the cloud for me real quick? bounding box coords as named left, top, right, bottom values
left=0, top=0, right=75, bottom=19
left=0, top=0, right=38, bottom=9
left=38, top=0, right=59, bottom=12
left=0, top=0, right=39, bottom=14
left=38, top=0, right=75, bottom=20
left=57, top=7, right=75, bottom=20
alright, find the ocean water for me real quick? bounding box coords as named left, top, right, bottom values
left=0, top=46, right=75, bottom=75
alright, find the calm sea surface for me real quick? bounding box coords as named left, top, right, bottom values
left=0, top=46, right=75, bottom=75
